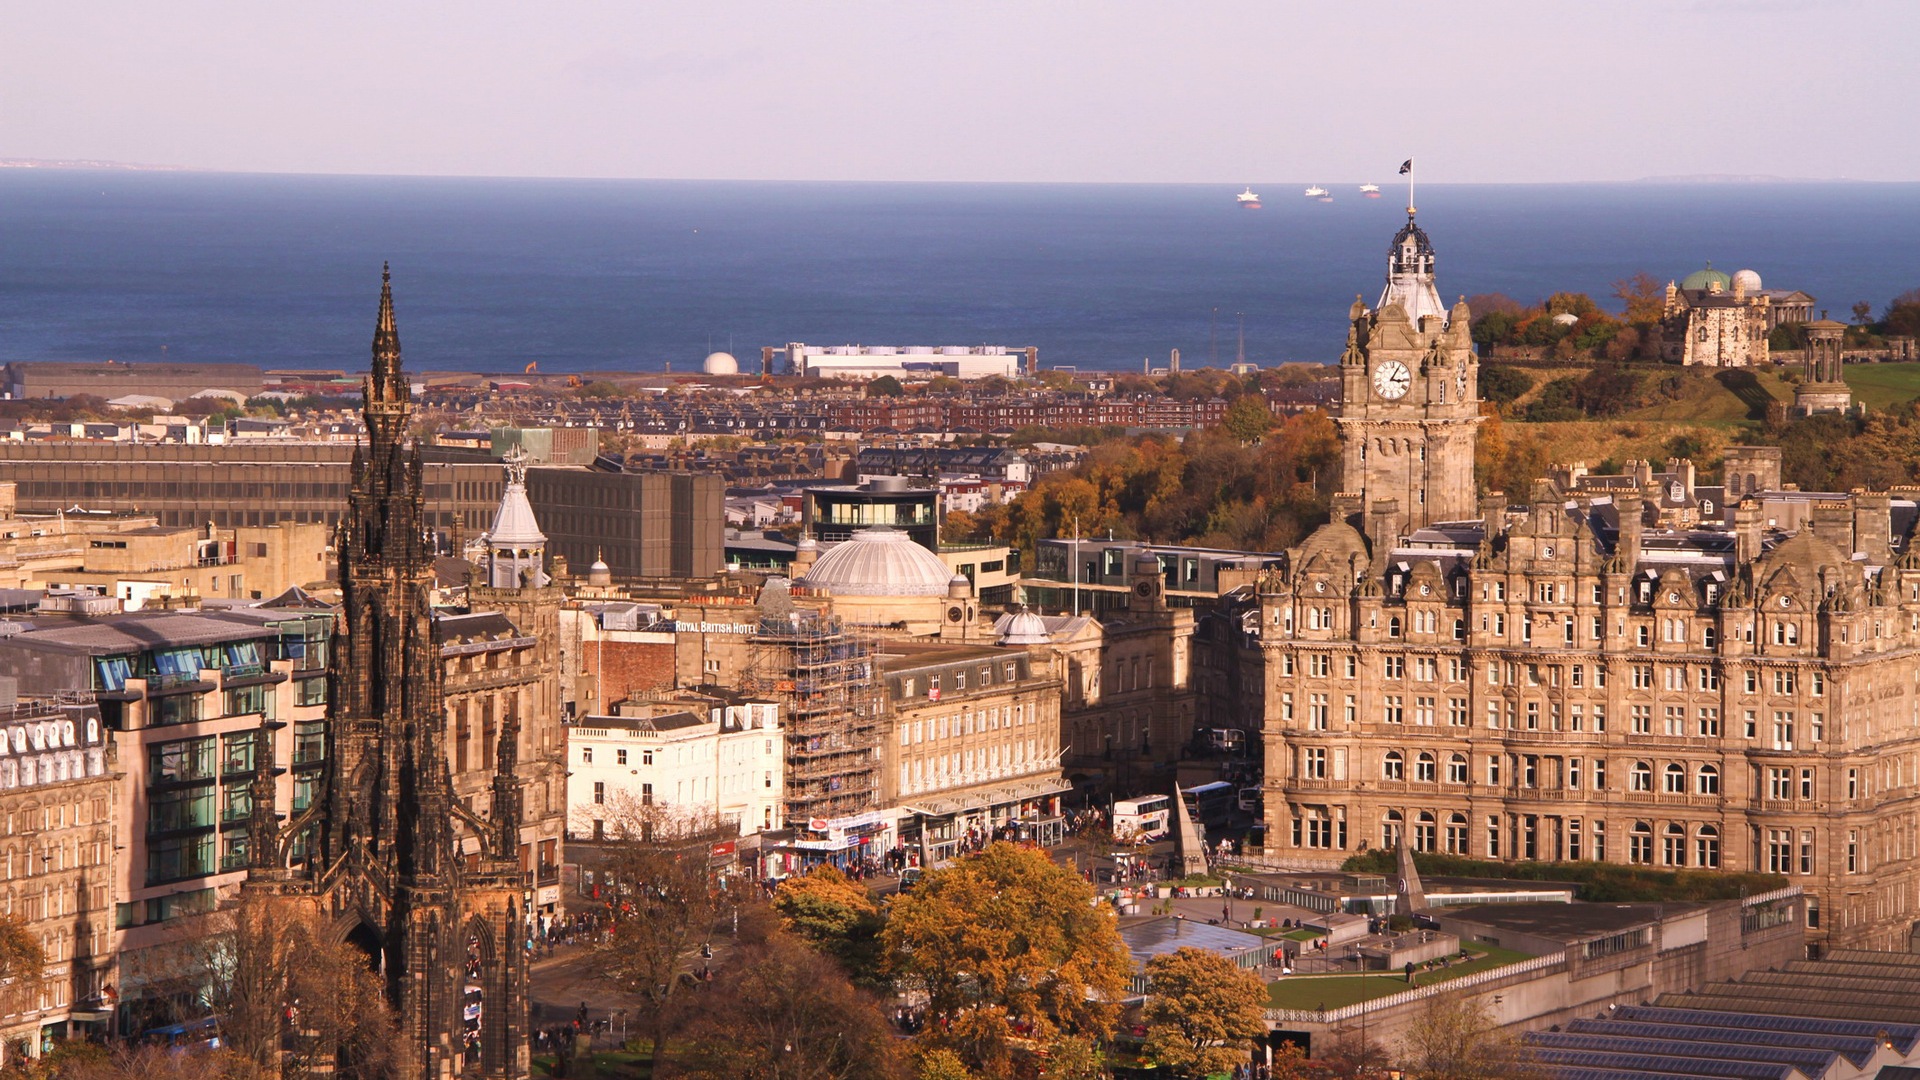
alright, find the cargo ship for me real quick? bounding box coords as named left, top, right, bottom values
left=1359, top=183, right=1382, bottom=198
left=1235, top=187, right=1262, bottom=209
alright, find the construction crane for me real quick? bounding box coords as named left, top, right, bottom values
left=524, top=361, right=538, bottom=375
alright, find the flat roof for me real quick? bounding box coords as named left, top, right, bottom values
left=1437, top=901, right=1698, bottom=940
left=1118, top=916, right=1270, bottom=966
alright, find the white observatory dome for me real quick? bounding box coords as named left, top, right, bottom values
left=1731, top=269, right=1763, bottom=294
left=702, top=351, right=739, bottom=375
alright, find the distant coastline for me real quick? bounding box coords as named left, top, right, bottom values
left=0, top=157, right=189, bottom=172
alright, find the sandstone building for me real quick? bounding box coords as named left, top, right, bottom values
left=1257, top=213, right=1920, bottom=954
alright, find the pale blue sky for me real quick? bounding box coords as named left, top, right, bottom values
left=4, top=0, right=1912, bottom=182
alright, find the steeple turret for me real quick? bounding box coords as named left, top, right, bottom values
left=1378, top=217, right=1449, bottom=327
left=486, top=448, right=548, bottom=589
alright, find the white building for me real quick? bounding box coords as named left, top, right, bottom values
left=568, top=692, right=784, bottom=839
left=787, top=343, right=1028, bottom=382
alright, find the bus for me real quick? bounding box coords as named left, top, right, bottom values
left=1112, top=795, right=1171, bottom=842
left=1182, top=782, right=1236, bottom=828
left=1238, top=786, right=1263, bottom=813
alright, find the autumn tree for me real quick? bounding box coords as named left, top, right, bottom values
left=867, top=375, right=905, bottom=398
left=663, top=929, right=906, bottom=1080
left=1320, top=1030, right=1393, bottom=1080
left=1396, top=993, right=1543, bottom=1080
left=587, top=799, right=738, bottom=1064
left=883, top=843, right=1132, bottom=1076
left=0, top=913, right=46, bottom=1021
left=1141, top=946, right=1269, bottom=1077
left=772, top=865, right=887, bottom=985
left=1610, top=272, right=1667, bottom=325
left=202, top=893, right=410, bottom=1080
left=1222, top=394, right=1275, bottom=444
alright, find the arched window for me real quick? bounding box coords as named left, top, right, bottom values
left=1445, top=813, right=1468, bottom=854
left=1663, top=763, right=1687, bottom=794
left=1307, top=607, right=1324, bottom=630
left=1414, top=811, right=1437, bottom=853
left=1415, top=752, right=1437, bottom=783
left=1663, top=823, right=1687, bottom=866
left=1383, top=751, right=1404, bottom=781
left=1381, top=809, right=1403, bottom=851
left=1696, top=764, right=1720, bottom=796
left=1695, top=825, right=1721, bottom=868
left=1629, top=821, right=1653, bottom=864
left=1446, top=753, right=1468, bottom=784
left=1388, top=616, right=1402, bottom=638
left=1631, top=762, right=1653, bottom=792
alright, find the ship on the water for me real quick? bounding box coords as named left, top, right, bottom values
left=1235, top=187, right=1262, bottom=209
left=1359, top=183, right=1381, bottom=198
left=1303, top=185, right=1329, bottom=198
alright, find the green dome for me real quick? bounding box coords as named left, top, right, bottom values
left=1680, top=264, right=1731, bottom=291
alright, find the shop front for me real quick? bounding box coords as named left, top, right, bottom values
left=900, top=775, right=1071, bottom=868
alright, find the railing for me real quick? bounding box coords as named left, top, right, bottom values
left=1264, top=953, right=1566, bottom=1024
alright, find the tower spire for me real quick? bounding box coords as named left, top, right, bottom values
left=370, top=262, right=405, bottom=405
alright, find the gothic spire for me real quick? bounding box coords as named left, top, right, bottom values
left=368, top=262, right=406, bottom=407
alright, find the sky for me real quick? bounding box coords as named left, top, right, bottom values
left=4, top=0, right=1915, bottom=184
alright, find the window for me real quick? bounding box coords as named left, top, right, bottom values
left=1630, top=822, right=1653, bottom=865
left=1697, top=707, right=1720, bottom=737
left=1448, top=698, right=1468, bottom=727
left=1631, top=705, right=1652, bottom=735
left=1486, top=815, right=1502, bottom=858
left=1414, top=812, right=1436, bottom=853
left=147, top=834, right=215, bottom=886
left=1698, top=667, right=1720, bottom=691
left=1663, top=763, right=1686, bottom=794
left=616, top=748, right=628, bottom=766
left=1447, top=754, right=1467, bottom=784
left=1445, top=813, right=1468, bottom=854
left=1486, top=756, right=1502, bottom=786
left=1767, top=767, right=1793, bottom=801
left=1771, top=712, right=1795, bottom=750
left=1382, top=751, right=1404, bottom=781
left=1772, top=670, right=1797, bottom=695
left=1696, top=765, right=1720, bottom=795
left=1765, top=828, right=1793, bottom=874
left=1663, top=823, right=1686, bottom=866
left=297, top=677, right=327, bottom=706
left=1382, top=696, right=1404, bottom=724
left=1695, top=826, right=1720, bottom=868
left=1384, top=656, right=1405, bottom=679
left=1664, top=706, right=1686, bottom=736
left=1308, top=653, right=1330, bottom=677
left=581, top=747, right=593, bottom=764
left=1800, top=829, right=1814, bottom=875
left=150, top=695, right=202, bottom=728
left=1632, top=665, right=1653, bottom=689
left=592, top=782, right=605, bottom=805
left=1308, top=693, right=1329, bottom=731
left=1415, top=752, right=1436, bottom=783
left=1414, top=696, right=1436, bottom=726
left=1630, top=761, right=1653, bottom=792
left=1301, top=747, right=1327, bottom=779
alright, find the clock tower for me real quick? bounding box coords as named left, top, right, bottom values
left=1335, top=214, right=1482, bottom=535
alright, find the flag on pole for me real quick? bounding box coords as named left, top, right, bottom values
left=1399, top=159, right=1413, bottom=175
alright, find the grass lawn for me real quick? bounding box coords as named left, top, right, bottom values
left=533, top=1050, right=653, bottom=1078
left=1265, top=943, right=1535, bottom=1011
left=1281, top=928, right=1324, bottom=942
left=1843, top=363, right=1920, bottom=410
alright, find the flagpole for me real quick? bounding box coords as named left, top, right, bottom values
left=1406, top=158, right=1416, bottom=217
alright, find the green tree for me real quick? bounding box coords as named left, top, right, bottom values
left=1222, top=395, right=1275, bottom=443
left=1477, top=366, right=1533, bottom=408
left=883, top=843, right=1132, bottom=1077
left=772, top=866, right=887, bottom=985
left=1141, top=947, right=1268, bottom=1077
left=1852, top=300, right=1875, bottom=326
left=866, top=375, right=905, bottom=398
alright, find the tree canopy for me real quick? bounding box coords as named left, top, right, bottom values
left=1141, top=947, right=1270, bottom=1077
left=773, top=865, right=888, bottom=985
left=882, top=843, right=1132, bottom=1076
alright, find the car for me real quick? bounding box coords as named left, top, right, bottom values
left=898, top=867, right=923, bottom=891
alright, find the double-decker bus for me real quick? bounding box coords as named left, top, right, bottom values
left=1181, top=781, right=1236, bottom=828
left=1112, top=795, right=1171, bottom=842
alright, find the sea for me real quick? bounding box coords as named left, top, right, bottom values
left=2, top=170, right=1917, bottom=375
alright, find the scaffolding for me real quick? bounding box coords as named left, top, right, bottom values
left=746, top=612, right=884, bottom=825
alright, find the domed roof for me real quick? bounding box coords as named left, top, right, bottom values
left=798, top=527, right=955, bottom=597
left=999, top=610, right=1052, bottom=646
left=1731, top=269, right=1763, bottom=293
left=703, top=351, right=739, bottom=375
left=1680, top=265, right=1731, bottom=291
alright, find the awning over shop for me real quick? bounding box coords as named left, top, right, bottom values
left=899, top=774, right=1072, bottom=819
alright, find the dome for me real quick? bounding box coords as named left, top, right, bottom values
left=1680, top=265, right=1731, bottom=292
left=702, top=351, right=739, bottom=375
left=999, top=610, right=1052, bottom=646
left=1732, top=269, right=1763, bottom=293
left=797, top=527, right=955, bottom=597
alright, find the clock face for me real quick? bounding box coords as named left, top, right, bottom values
left=1373, top=360, right=1412, bottom=400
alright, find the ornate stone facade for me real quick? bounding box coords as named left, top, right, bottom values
left=1255, top=219, right=1920, bottom=955
left=1334, top=216, right=1482, bottom=534
left=247, top=270, right=530, bottom=1079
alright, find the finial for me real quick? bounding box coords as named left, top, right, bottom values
left=382, top=260, right=390, bottom=283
